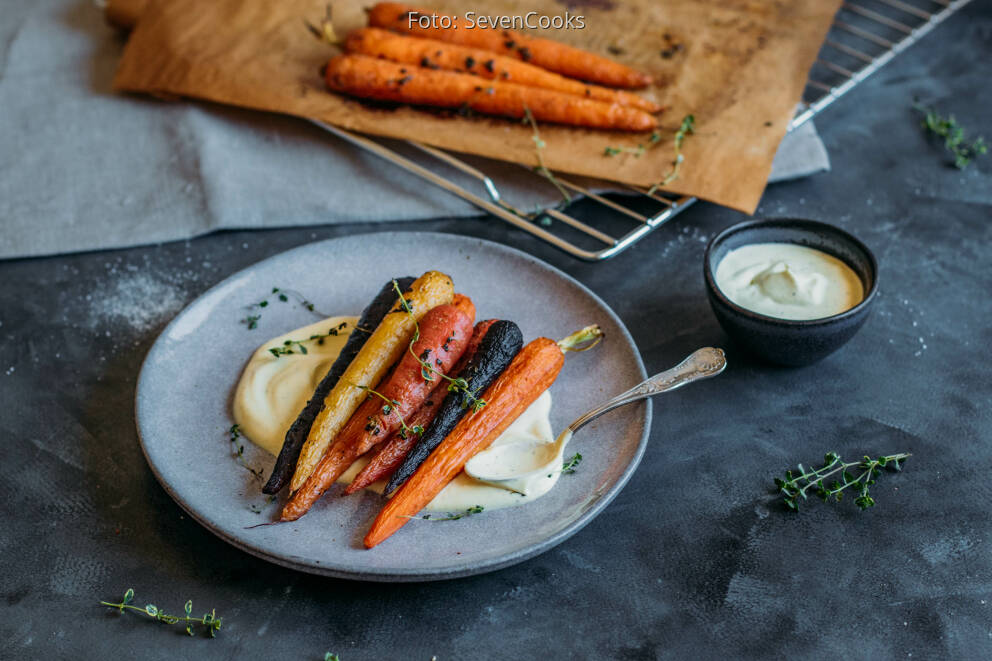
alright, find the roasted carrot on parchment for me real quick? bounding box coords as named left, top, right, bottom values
left=325, top=54, right=657, bottom=132
left=363, top=325, right=603, bottom=548
left=289, top=270, right=453, bottom=492
left=281, top=298, right=476, bottom=521
left=367, top=2, right=653, bottom=89
left=345, top=28, right=662, bottom=113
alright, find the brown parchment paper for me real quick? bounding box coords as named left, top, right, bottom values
left=112, top=0, right=841, bottom=213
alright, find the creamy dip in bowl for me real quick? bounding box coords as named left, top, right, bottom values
left=704, top=218, right=878, bottom=366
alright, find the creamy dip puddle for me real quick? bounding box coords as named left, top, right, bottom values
left=233, top=317, right=561, bottom=512
left=714, top=242, right=863, bottom=320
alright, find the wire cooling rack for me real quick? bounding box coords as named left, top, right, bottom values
left=315, top=0, right=973, bottom=260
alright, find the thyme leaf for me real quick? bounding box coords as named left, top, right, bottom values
left=389, top=280, right=487, bottom=412
left=914, top=102, right=987, bottom=169
left=774, top=452, right=911, bottom=511
left=228, top=424, right=264, bottom=482
left=267, top=322, right=349, bottom=357
left=406, top=505, right=485, bottom=521
left=240, top=287, right=325, bottom=330
left=561, top=452, right=583, bottom=474
left=99, top=588, right=222, bottom=638
left=647, top=114, right=695, bottom=193
left=523, top=107, right=572, bottom=204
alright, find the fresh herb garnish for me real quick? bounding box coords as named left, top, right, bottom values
left=914, top=103, right=987, bottom=169
left=325, top=654, right=341, bottom=661
left=228, top=424, right=264, bottom=481
left=523, top=107, right=572, bottom=204
left=354, top=384, right=424, bottom=440
left=647, top=114, right=695, bottom=193
left=409, top=505, right=485, bottom=521
left=390, top=280, right=487, bottom=412
left=267, top=322, right=349, bottom=357
left=561, top=452, right=582, bottom=474
left=241, top=287, right=324, bottom=330
left=774, top=452, right=911, bottom=511
left=99, top=588, right=222, bottom=638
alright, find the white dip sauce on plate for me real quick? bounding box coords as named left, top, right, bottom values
left=233, top=317, right=561, bottom=512
left=714, top=242, right=863, bottom=320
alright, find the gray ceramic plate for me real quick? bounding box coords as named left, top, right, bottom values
left=136, top=232, right=650, bottom=581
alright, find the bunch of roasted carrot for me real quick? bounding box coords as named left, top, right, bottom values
left=262, top=270, right=601, bottom=547
left=323, top=2, right=661, bottom=131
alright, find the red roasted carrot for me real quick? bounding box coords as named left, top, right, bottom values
left=280, top=300, right=475, bottom=521
left=363, top=325, right=602, bottom=548
left=343, top=395, right=443, bottom=493
left=345, top=319, right=498, bottom=493
left=368, top=2, right=653, bottom=89
left=325, top=54, right=657, bottom=132
left=345, top=28, right=662, bottom=113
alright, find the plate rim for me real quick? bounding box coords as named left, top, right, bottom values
left=135, top=230, right=651, bottom=582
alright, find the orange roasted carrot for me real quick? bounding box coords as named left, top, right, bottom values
left=345, top=318, right=498, bottom=493
left=281, top=300, right=475, bottom=521
left=368, top=3, right=652, bottom=89
left=325, top=54, right=656, bottom=132
left=345, top=28, right=661, bottom=113
left=363, top=325, right=602, bottom=548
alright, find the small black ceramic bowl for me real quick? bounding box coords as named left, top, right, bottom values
left=703, top=218, right=878, bottom=367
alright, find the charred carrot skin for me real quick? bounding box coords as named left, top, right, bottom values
left=364, top=335, right=561, bottom=548
left=368, top=2, right=653, bottom=89
left=325, top=54, right=657, bottom=132
left=345, top=28, right=661, bottom=113
left=262, top=277, right=414, bottom=495
left=281, top=302, right=475, bottom=521
left=384, top=319, right=523, bottom=495
left=347, top=318, right=498, bottom=493
left=290, top=271, right=454, bottom=492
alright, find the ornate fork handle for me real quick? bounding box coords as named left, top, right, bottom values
left=567, top=347, right=727, bottom=433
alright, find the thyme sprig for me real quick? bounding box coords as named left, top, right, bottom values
left=99, top=588, right=222, bottom=637
left=561, top=452, right=582, bottom=474
left=648, top=114, right=695, bottom=194
left=268, top=322, right=349, bottom=357
left=228, top=424, right=264, bottom=482
left=406, top=505, right=485, bottom=521
left=354, top=384, right=424, bottom=440
left=241, top=287, right=325, bottom=330
left=914, top=103, right=987, bottom=169
left=523, top=107, right=572, bottom=204
left=775, top=452, right=911, bottom=511
left=604, top=131, right=661, bottom=158
left=390, top=280, right=487, bottom=412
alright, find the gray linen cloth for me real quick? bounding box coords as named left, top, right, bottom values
left=0, top=0, right=829, bottom=260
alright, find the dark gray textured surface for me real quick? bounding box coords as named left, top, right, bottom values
left=2, top=2, right=990, bottom=658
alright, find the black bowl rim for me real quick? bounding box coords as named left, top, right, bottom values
left=703, top=218, right=879, bottom=328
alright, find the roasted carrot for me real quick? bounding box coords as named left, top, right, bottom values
left=262, top=277, right=415, bottom=495
left=367, top=3, right=652, bottom=89
left=384, top=319, right=523, bottom=495
left=343, top=394, right=443, bottom=493
left=281, top=301, right=476, bottom=521
left=290, top=271, right=453, bottom=492
left=363, top=325, right=602, bottom=548
left=348, top=318, right=499, bottom=492
left=344, top=28, right=661, bottom=113
left=325, top=54, right=657, bottom=132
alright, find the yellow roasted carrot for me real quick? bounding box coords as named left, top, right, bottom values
left=289, top=271, right=454, bottom=491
